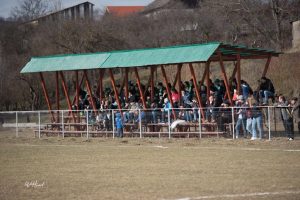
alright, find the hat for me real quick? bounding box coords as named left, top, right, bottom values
left=237, top=95, right=244, bottom=101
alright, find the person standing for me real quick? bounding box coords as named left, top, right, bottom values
left=251, top=102, right=263, bottom=140
left=278, top=95, right=294, bottom=140
left=235, top=95, right=247, bottom=139
left=115, top=112, right=124, bottom=138
left=290, top=97, right=300, bottom=135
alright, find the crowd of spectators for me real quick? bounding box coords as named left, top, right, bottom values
left=72, top=76, right=299, bottom=140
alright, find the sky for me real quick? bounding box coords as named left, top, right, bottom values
left=0, top=0, right=155, bottom=18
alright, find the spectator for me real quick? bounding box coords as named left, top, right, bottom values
left=115, top=112, right=123, bottom=138
left=216, top=101, right=231, bottom=133
left=277, top=95, right=294, bottom=140
left=205, top=95, right=216, bottom=123
left=290, top=97, right=300, bottom=135
left=150, top=101, right=158, bottom=123
left=235, top=95, right=247, bottom=138
left=241, top=80, right=253, bottom=100
left=199, top=84, right=207, bottom=103
left=245, top=106, right=253, bottom=138
left=251, top=101, right=263, bottom=140
left=182, top=90, right=193, bottom=122
left=258, top=77, right=275, bottom=105
left=171, top=87, right=180, bottom=108
left=161, top=98, right=171, bottom=123
left=214, top=79, right=225, bottom=98
left=191, top=98, right=199, bottom=122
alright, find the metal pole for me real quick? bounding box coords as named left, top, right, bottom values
left=231, top=107, right=235, bottom=140
left=268, top=106, right=271, bottom=141
left=139, top=109, right=142, bottom=138
left=38, top=111, right=41, bottom=139
left=62, top=111, right=64, bottom=139
left=168, top=109, right=171, bottom=139
left=16, top=112, right=18, bottom=137
left=274, top=107, right=277, bottom=132
left=199, top=109, right=202, bottom=139
left=86, top=110, right=89, bottom=139
left=112, top=110, right=115, bottom=139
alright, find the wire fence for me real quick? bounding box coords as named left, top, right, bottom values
left=0, top=106, right=298, bottom=140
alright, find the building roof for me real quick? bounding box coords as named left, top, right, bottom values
left=106, top=6, right=145, bottom=16
left=20, top=42, right=280, bottom=73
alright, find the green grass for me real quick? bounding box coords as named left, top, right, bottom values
left=0, top=133, right=300, bottom=200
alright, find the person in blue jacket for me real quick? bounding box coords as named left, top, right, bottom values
left=115, top=112, right=123, bottom=138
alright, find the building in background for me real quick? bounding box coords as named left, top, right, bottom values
left=105, top=6, right=145, bottom=17
left=26, top=1, right=94, bottom=25
left=292, top=20, right=300, bottom=50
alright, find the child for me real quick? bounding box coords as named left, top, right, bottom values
left=115, top=112, right=123, bottom=138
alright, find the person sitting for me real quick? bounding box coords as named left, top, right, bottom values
left=214, top=79, right=225, bottom=98
left=258, top=77, right=275, bottom=105
left=241, top=80, right=253, bottom=100
left=171, top=87, right=180, bottom=108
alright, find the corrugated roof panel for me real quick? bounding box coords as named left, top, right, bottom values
left=101, top=43, right=220, bottom=68
left=20, top=42, right=280, bottom=73
left=21, top=53, right=110, bottom=73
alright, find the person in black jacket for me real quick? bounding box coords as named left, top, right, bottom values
left=258, top=77, right=275, bottom=105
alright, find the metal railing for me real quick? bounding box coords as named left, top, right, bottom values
left=0, top=106, right=297, bottom=140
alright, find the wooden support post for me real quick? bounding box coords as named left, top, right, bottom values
left=189, top=63, right=205, bottom=119
left=236, top=52, right=241, bottom=95
left=262, top=55, right=272, bottom=77
left=224, top=62, right=238, bottom=99
left=230, top=62, right=238, bottom=81
left=172, top=64, right=182, bottom=88
left=143, top=73, right=152, bottom=98
left=59, top=72, right=76, bottom=123
left=99, top=69, right=105, bottom=102
left=177, top=64, right=182, bottom=92
left=199, top=63, right=208, bottom=87
left=205, top=62, right=210, bottom=99
left=161, top=65, right=176, bottom=119
left=109, top=69, right=122, bottom=112
left=55, top=72, right=60, bottom=123
left=72, top=72, right=84, bottom=106
left=75, top=71, right=79, bottom=109
left=218, top=52, right=233, bottom=106
left=83, top=70, right=98, bottom=114
left=150, top=67, right=155, bottom=102
left=125, top=68, right=129, bottom=101
left=134, top=67, right=147, bottom=109
left=39, top=73, right=55, bottom=122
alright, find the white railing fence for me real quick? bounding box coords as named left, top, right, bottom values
left=0, top=106, right=297, bottom=140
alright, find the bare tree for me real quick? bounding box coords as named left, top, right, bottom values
left=10, top=0, right=50, bottom=21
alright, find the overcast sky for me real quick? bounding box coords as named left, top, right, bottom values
left=0, top=0, right=155, bottom=18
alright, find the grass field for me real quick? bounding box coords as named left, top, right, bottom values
left=0, top=131, right=300, bottom=200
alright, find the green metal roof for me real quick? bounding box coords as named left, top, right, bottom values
left=20, top=42, right=279, bottom=73
left=21, top=53, right=110, bottom=73
left=101, top=42, right=219, bottom=68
